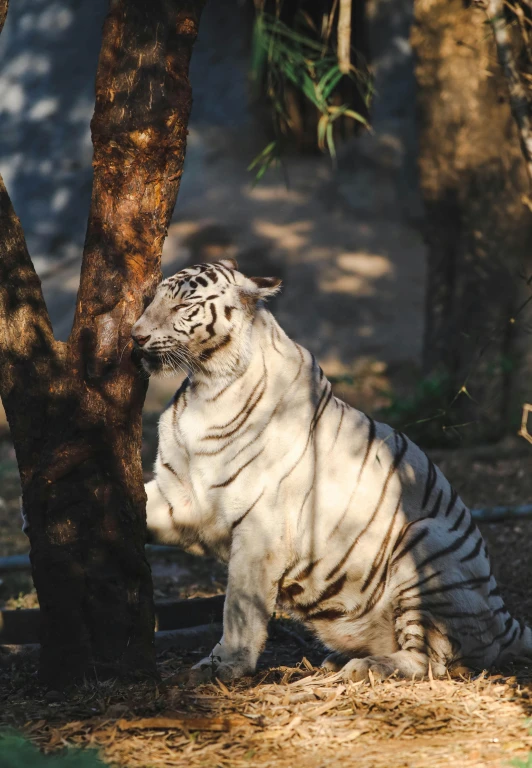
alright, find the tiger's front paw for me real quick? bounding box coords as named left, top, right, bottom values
left=321, top=651, right=351, bottom=672
left=339, top=651, right=442, bottom=682
left=187, top=657, right=217, bottom=685
left=188, top=654, right=253, bottom=685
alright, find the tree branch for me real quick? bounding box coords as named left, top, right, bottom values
left=483, top=0, right=532, bottom=185
left=0, top=0, right=61, bottom=426
left=0, top=183, right=60, bottom=389
left=0, top=0, right=6, bottom=32
left=70, top=0, right=205, bottom=378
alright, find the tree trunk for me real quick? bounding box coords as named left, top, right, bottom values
left=412, top=0, right=532, bottom=441
left=0, top=0, right=204, bottom=688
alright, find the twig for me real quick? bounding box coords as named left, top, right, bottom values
left=324, top=0, right=339, bottom=46
left=116, top=715, right=246, bottom=732
left=518, top=402, right=532, bottom=443
left=483, top=0, right=532, bottom=184
left=504, top=0, right=530, bottom=47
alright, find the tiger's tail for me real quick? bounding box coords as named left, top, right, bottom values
left=515, top=624, right=532, bottom=657
left=499, top=620, right=532, bottom=664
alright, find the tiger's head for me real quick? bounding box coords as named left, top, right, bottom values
left=131, top=259, right=281, bottom=376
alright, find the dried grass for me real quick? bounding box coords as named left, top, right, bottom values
left=3, top=654, right=532, bottom=768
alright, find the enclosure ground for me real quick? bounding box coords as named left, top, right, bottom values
left=1, top=638, right=532, bottom=768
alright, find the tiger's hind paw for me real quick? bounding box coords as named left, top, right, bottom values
left=340, top=652, right=445, bottom=682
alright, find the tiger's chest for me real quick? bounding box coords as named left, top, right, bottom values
left=158, top=400, right=264, bottom=536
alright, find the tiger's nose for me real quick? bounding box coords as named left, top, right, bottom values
left=132, top=333, right=151, bottom=347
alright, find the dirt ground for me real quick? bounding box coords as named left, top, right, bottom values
left=1, top=645, right=532, bottom=768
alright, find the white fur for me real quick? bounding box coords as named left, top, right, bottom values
left=134, top=262, right=531, bottom=683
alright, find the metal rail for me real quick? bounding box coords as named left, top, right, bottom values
left=0, top=544, right=188, bottom=574
left=0, top=595, right=225, bottom=645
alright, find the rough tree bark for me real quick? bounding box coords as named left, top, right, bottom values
left=412, top=0, right=532, bottom=441
left=0, top=0, right=204, bottom=687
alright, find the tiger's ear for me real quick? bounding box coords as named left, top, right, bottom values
left=218, top=258, right=238, bottom=271
left=248, top=276, right=282, bottom=299
left=239, top=276, right=282, bottom=313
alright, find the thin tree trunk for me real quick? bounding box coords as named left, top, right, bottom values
left=337, top=0, right=352, bottom=74
left=412, top=0, right=531, bottom=441
left=0, top=0, right=204, bottom=687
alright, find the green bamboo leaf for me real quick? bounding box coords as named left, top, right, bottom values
left=317, top=114, right=328, bottom=151
left=247, top=141, right=278, bottom=172
left=261, top=20, right=325, bottom=52
left=326, top=122, right=336, bottom=160
left=343, top=108, right=370, bottom=127
left=319, top=66, right=344, bottom=100
left=327, top=104, right=350, bottom=121
left=249, top=17, right=267, bottom=83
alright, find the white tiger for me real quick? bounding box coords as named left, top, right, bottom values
left=132, top=259, right=532, bottom=683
